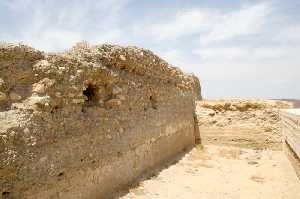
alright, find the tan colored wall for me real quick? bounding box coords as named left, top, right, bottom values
left=280, top=109, right=300, bottom=177
left=0, top=43, right=201, bottom=198
left=196, top=99, right=291, bottom=150
left=281, top=109, right=300, bottom=158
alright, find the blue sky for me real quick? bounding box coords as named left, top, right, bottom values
left=1, top=0, right=299, bottom=99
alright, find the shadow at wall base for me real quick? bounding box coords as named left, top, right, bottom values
left=91, top=127, right=196, bottom=199
left=283, top=141, right=300, bottom=179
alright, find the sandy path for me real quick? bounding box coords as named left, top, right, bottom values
left=120, top=145, right=300, bottom=199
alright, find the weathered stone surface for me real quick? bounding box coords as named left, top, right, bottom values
left=9, top=92, right=22, bottom=101
left=0, top=92, right=7, bottom=102
left=196, top=99, right=292, bottom=149
left=0, top=42, right=201, bottom=198
left=0, top=78, right=5, bottom=90
left=104, top=98, right=122, bottom=108
left=32, top=78, right=55, bottom=94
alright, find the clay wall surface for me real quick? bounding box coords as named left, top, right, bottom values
left=0, top=43, right=200, bottom=198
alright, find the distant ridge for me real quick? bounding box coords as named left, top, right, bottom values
left=274, top=99, right=300, bottom=108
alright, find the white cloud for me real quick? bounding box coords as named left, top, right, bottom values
left=133, top=9, right=215, bottom=41
left=193, top=45, right=300, bottom=61
left=1, top=0, right=131, bottom=51
left=133, top=3, right=271, bottom=44
left=201, top=3, right=272, bottom=43
left=273, top=25, right=300, bottom=44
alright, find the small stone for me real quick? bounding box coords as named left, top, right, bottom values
left=248, top=161, right=259, bottom=165
left=107, top=134, right=112, bottom=139
left=0, top=92, right=7, bottom=102
left=39, top=156, right=48, bottom=163
left=208, top=110, right=216, bottom=116
left=76, top=69, right=83, bottom=76
left=33, top=60, right=51, bottom=71
left=119, top=55, right=126, bottom=61
left=32, top=78, right=55, bottom=94
left=1, top=134, right=8, bottom=139
left=0, top=78, right=5, bottom=90
left=117, top=95, right=126, bottom=100
left=98, top=100, right=104, bottom=106
left=68, top=93, right=75, bottom=98
left=28, top=94, right=51, bottom=106
left=58, top=67, right=66, bottom=71
left=23, top=128, right=30, bottom=135
left=55, top=92, right=62, bottom=98
left=32, top=83, right=45, bottom=94
left=105, top=99, right=122, bottom=108
left=112, top=85, right=122, bottom=95
left=69, top=75, right=76, bottom=82
left=9, top=92, right=22, bottom=101
left=72, top=99, right=85, bottom=104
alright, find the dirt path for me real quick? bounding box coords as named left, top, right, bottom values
left=119, top=145, right=300, bottom=199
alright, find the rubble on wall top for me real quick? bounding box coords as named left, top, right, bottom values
left=0, top=42, right=199, bottom=91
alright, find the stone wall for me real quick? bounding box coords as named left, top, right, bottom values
left=196, top=99, right=292, bottom=149
left=0, top=42, right=201, bottom=198
left=281, top=109, right=300, bottom=178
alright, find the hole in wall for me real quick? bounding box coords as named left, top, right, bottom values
left=117, top=151, right=122, bottom=157
left=50, top=105, right=59, bottom=114
left=2, top=191, right=10, bottom=197
left=149, top=95, right=158, bottom=110
left=83, top=82, right=98, bottom=102
left=82, top=82, right=102, bottom=110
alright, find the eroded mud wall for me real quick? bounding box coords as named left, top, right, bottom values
left=0, top=43, right=201, bottom=198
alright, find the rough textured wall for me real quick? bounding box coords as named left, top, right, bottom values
left=195, top=99, right=292, bottom=149
left=0, top=42, right=201, bottom=198
left=281, top=109, right=300, bottom=178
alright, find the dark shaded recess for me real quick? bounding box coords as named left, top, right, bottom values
left=50, top=105, right=59, bottom=114
left=2, top=191, right=10, bottom=197
left=83, top=83, right=98, bottom=102
left=150, top=95, right=158, bottom=110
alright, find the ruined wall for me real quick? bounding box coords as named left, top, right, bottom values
left=0, top=43, right=201, bottom=198
left=281, top=109, right=300, bottom=178
left=196, top=99, right=292, bottom=149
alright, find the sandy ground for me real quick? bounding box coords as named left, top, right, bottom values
left=119, top=145, right=300, bottom=199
